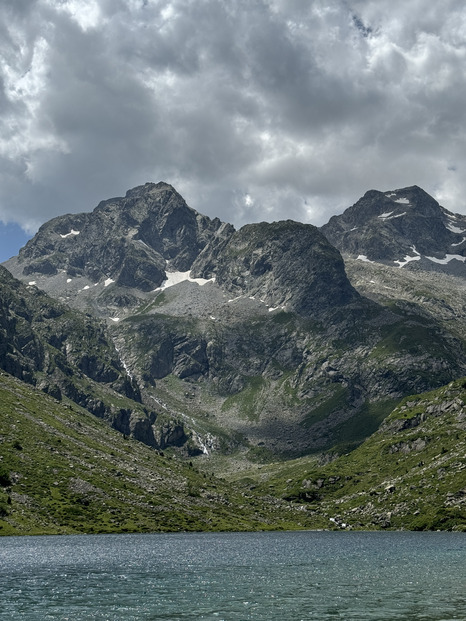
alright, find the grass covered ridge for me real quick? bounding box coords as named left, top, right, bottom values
left=1, top=367, right=465, bottom=535
left=0, top=371, right=312, bottom=536
left=242, top=379, right=466, bottom=531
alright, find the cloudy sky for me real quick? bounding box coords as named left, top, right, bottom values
left=1, top=0, right=466, bottom=261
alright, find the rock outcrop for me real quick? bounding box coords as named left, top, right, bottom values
left=213, top=220, right=359, bottom=316
left=6, top=182, right=226, bottom=298
left=0, top=265, right=193, bottom=450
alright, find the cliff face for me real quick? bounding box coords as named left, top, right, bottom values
left=212, top=220, right=359, bottom=316
left=0, top=265, right=191, bottom=450
left=6, top=183, right=358, bottom=319
left=7, top=183, right=226, bottom=295
left=0, top=265, right=122, bottom=387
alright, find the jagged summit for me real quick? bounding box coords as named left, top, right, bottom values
left=8, top=182, right=225, bottom=292
left=321, top=185, right=466, bottom=276
left=4, top=181, right=359, bottom=319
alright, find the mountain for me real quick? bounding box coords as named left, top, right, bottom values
left=5, top=182, right=358, bottom=320
left=1, top=181, right=466, bottom=532
left=1, top=367, right=464, bottom=533
left=5, top=182, right=231, bottom=316
left=321, top=185, right=466, bottom=277
left=4, top=182, right=466, bottom=462
left=319, top=185, right=466, bottom=381
left=200, top=219, right=358, bottom=316
left=0, top=264, right=195, bottom=450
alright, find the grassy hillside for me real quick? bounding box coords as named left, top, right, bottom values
left=231, top=378, right=466, bottom=531
left=0, top=371, right=311, bottom=536
left=2, top=366, right=465, bottom=534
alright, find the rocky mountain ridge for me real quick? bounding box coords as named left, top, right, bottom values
left=3, top=182, right=466, bottom=462
left=321, top=185, right=466, bottom=277
left=5, top=182, right=360, bottom=320
left=0, top=265, right=192, bottom=451
left=15, top=182, right=225, bottom=282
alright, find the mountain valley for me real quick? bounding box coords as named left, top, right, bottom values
left=1, top=182, right=465, bottom=532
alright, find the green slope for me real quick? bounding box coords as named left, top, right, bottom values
left=1, top=367, right=465, bottom=534
left=234, top=379, right=466, bottom=531
left=0, top=371, right=311, bottom=536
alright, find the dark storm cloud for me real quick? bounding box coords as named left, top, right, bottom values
left=1, top=0, right=466, bottom=234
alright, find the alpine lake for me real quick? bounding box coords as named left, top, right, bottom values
left=1, top=530, right=465, bottom=620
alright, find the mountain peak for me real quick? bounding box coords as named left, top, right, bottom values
left=321, top=185, right=466, bottom=275
left=2, top=182, right=466, bottom=470
left=214, top=220, right=359, bottom=316
left=5, top=182, right=227, bottom=299
left=125, top=181, right=174, bottom=197
left=5, top=183, right=362, bottom=319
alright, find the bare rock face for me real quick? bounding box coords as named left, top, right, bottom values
left=214, top=220, right=359, bottom=316
left=0, top=264, right=140, bottom=401
left=0, top=264, right=195, bottom=451
left=7, top=182, right=226, bottom=293
left=321, top=185, right=466, bottom=276
left=6, top=182, right=360, bottom=320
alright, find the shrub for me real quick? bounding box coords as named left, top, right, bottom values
left=0, top=501, right=9, bottom=517
left=0, top=466, right=12, bottom=487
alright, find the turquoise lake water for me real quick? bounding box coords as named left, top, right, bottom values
left=1, top=531, right=465, bottom=620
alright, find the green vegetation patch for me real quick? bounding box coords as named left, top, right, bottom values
left=301, top=385, right=349, bottom=428
left=251, top=377, right=466, bottom=531
left=370, top=320, right=452, bottom=360
left=221, top=376, right=268, bottom=421
left=0, top=371, right=314, bottom=536
left=331, top=398, right=400, bottom=453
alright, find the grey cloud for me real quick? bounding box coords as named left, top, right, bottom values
left=1, top=0, right=466, bottom=235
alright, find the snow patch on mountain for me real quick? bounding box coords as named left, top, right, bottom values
left=394, top=246, right=420, bottom=268
left=426, top=254, right=466, bottom=265
left=394, top=198, right=410, bottom=205
left=60, top=229, right=80, bottom=238
left=446, top=223, right=465, bottom=234
left=378, top=212, right=407, bottom=221
left=357, top=255, right=374, bottom=263
left=158, top=271, right=214, bottom=290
